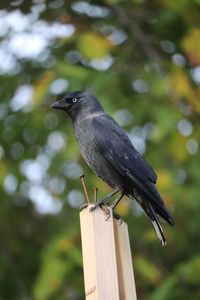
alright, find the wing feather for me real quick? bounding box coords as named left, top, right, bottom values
left=92, top=115, right=157, bottom=185
left=91, top=115, right=173, bottom=225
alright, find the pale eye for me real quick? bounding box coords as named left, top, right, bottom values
left=72, top=98, right=78, bottom=103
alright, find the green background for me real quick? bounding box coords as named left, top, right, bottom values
left=0, top=0, right=200, bottom=299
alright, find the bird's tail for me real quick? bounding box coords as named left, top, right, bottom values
left=148, top=203, right=166, bottom=246
left=131, top=192, right=167, bottom=246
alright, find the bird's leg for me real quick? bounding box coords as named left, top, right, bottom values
left=105, top=210, right=121, bottom=221
left=90, top=188, right=121, bottom=212
left=105, top=192, right=125, bottom=221
left=110, top=192, right=125, bottom=210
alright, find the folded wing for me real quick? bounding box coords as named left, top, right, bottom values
left=92, top=115, right=173, bottom=226
left=92, top=114, right=157, bottom=191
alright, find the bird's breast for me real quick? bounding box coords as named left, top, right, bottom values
left=74, top=120, right=122, bottom=189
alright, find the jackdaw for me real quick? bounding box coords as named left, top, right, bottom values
left=51, top=91, right=173, bottom=245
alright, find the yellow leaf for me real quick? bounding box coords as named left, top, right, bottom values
left=169, top=134, right=188, bottom=163
left=58, top=238, right=73, bottom=251
left=33, top=71, right=55, bottom=106
left=156, top=169, right=172, bottom=189
left=182, top=28, right=200, bottom=66
left=170, top=68, right=200, bottom=112
left=78, top=32, right=114, bottom=59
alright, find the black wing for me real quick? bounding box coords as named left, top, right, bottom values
left=92, top=114, right=173, bottom=226
left=92, top=115, right=157, bottom=193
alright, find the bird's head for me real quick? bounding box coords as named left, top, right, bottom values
left=50, top=91, right=104, bottom=121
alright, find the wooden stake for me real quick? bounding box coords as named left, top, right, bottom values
left=114, top=220, right=137, bottom=300
left=80, top=204, right=119, bottom=299
left=80, top=204, right=137, bottom=300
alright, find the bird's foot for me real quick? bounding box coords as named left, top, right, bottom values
left=90, top=188, right=121, bottom=212
left=90, top=203, right=122, bottom=223
left=90, top=202, right=112, bottom=221
left=113, top=212, right=123, bottom=225
left=112, top=211, right=121, bottom=220
left=104, top=210, right=123, bottom=223
left=90, top=202, right=109, bottom=213
left=90, top=195, right=108, bottom=212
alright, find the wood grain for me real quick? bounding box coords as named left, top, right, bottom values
left=80, top=204, right=119, bottom=300
left=80, top=204, right=137, bottom=299
left=114, top=220, right=137, bottom=300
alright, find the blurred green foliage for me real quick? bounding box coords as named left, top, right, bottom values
left=0, top=0, right=200, bottom=299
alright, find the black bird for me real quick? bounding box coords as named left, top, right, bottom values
left=51, top=91, right=173, bottom=245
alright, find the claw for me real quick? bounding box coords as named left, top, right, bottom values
left=90, top=203, right=111, bottom=221
left=105, top=211, right=111, bottom=221
left=112, top=211, right=123, bottom=225
left=112, top=211, right=121, bottom=220
left=90, top=203, right=99, bottom=212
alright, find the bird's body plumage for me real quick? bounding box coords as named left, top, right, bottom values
left=74, top=113, right=123, bottom=189
left=51, top=91, right=173, bottom=245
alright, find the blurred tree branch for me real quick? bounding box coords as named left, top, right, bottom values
left=106, top=2, right=164, bottom=73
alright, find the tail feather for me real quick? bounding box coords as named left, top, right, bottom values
left=147, top=183, right=174, bottom=226
left=148, top=202, right=166, bottom=246
left=151, top=218, right=166, bottom=246
left=132, top=191, right=167, bottom=245
left=154, top=203, right=173, bottom=226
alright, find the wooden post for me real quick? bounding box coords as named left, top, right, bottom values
left=80, top=204, right=119, bottom=299
left=114, top=220, right=137, bottom=300
left=80, top=204, right=137, bottom=300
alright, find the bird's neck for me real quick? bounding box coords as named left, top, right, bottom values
left=71, top=105, right=105, bottom=124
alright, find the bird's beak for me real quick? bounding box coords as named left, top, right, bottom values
left=50, top=98, right=66, bottom=110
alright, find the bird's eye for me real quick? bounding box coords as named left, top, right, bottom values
left=72, top=98, right=78, bottom=103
